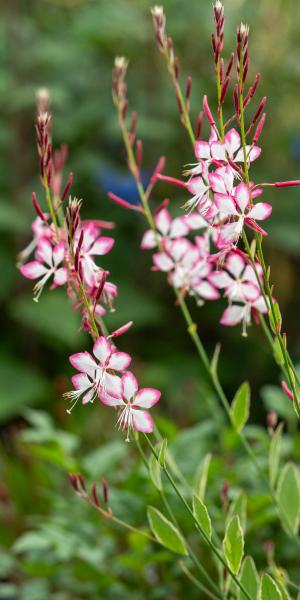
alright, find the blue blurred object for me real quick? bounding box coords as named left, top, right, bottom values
left=97, top=165, right=152, bottom=206
left=290, top=136, right=300, bottom=162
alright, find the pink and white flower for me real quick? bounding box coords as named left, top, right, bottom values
left=100, top=371, right=161, bottom=440
left=209, top=252, right=260, bottom=303
left=141, top=207, right=189, bottom=249
left=215, top=182, right=272, bottom=248
left=20, top=238, right=67, bottom=301
left=65, top=336, right=131, bottom=412
left=208, top=128, right=261, bottom=166
left=75, top=223, right=114, bottom=287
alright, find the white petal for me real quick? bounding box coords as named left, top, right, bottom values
left=131, top=409, right=154, bottom=433
left=122, top=371, right=138, bottom=402
left=134, top=388, right=161, bottom=408
left=155, top=208, right=171, bottom=235
left=93, top=337, right=112, bottom=365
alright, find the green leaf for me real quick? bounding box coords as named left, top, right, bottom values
left=223, top=515, right=244, bottom=575
left=260, top=574, right=282, bottom=600
left=277, top=463, right=300, bottom=534
left=269, top=423, right=283, bottom=487
left=211, top=342, right=221, bottom=377
left=238, top=556, right=259, bottom=600
left=158, top=438, right=168, bottom=467
left=193, top=496, right=212, bottom=540
left=227, top=492, right=247, bottom=532
left=149, top=452, right=162, bottom=491
left=196, top=452, right=212, bottom=501
left=0, top=355, right=49, bottom=422
left=147, top=506, right=188, bottom=556
left=230, top=382, right=250, bottom=432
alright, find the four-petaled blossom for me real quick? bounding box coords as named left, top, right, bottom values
left=100, top=371, right=161, bottom=440
left=65, top=336, right=131, bottom=412
left=215, top=182, right=272, bottom=248
left=141, top=207, right=189, bottom=249
left=75, top=223, right=114, bottom=287
left=20, top=238, right=67, bottom=301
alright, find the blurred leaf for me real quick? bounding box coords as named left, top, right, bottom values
left=0, top=355, right=48, bottom=421
left=260, top=574, right=283, bottom=600
left=230, top=382, right=250, bottom=433
left=223, top=515, right=244, bottom=575
left=192, top=496, right=212, bottom=540
left=149, top=450, right=162, bottom=491
left=277, top=463, right=300, bottom=534
left=269, top=423, right=284, bottom=487
left=147, top=506, right=188, bottom=556
left=238, top=556, right=259, bottom=600
left=82, top=441, right=124, bottom=479
left=10, top=290, right=85, bottom=348
left=195, top=452, right=212, bottom=501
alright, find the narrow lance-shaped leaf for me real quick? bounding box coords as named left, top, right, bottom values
left=230, top=382, right=250, bottom=432
left=277, top=462, right=300, bottom=534
left=260, top=573, right=283, bottom=600
left=227, top=492, right=247, bottom=532
left=223, top=515, right=244, bottom=574
left=268, top=423, right=283, bottom=487
left=193, top=496, right=212, bottom=540
left=197, top=452, right=212, bottom=501
left=149, top=451, right=162, bottom=491
left=238, top=556, right=259, bottom=600
left=158, top=438, right=167, bottom=467
left=147, top=506, right=188, bottom=555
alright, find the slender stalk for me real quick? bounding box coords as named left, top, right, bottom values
left=43, top=175, right=59, bottom=239
left=162, top=48, right=195, bottom=145
left=114, top=92, right=300, bottom=543
left=134, top=437, right=223, bottom=598
left=237, top=73, right=300, bottom=419
left=144, top=434, right=253, bottom=600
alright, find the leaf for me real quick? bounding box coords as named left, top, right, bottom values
left=158, top=438, right=168, bottom=467
left=211, top=342, right=221, bottom=377
left=227, top=492, right=247, bottom=532
left=0, top=355, right=49, bottom=422
left=197, top=452, right=212, bottom=501
left=230, top=382, right=250, bottom=432
left=238, top=556, right=259, bottom=600
left=260, top=574, right=282, bottom=600
left=149, top=452, right=162, bottom=491
left=223, top=515, right=244, bottom=575
left=193, top=496, right=212, bottom=540
left=269, top=423, right=284, bottom=487
left=277, top=463, right=300, bottom=534
left=147, top=506, right=188, bottom=556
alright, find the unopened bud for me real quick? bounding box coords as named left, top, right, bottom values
left=203, top=95, right=215, bottom=125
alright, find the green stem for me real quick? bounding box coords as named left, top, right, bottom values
left=144, top=434, right=253, bottom=600
left=134, top=437, right=223, bottom=598
left=238, top=75, right=300, bottom=420
left=163, top=48, right=195, bottom=145
left=115, top=93, right=300, bottom=542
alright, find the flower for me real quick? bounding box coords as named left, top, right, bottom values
left=100, top=371, right=161, bottom=440
left=75, top=223, right=114, bottom=287
left=209, top=251, right=261, bottom=302
left=215, top=182, right=272, bottom=248
left=65, top=336, right=131, bottom=413
left=141, top=207, right=189, bottom=249
left=20, top=238, right=67, bottom=301
left=220, top=294, right=268, bottom=336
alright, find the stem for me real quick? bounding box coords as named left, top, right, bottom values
left=43, top=175, right=59, bottom=239
left=162, top=48, right=195, bottom=145
left=144, top=434, right=253, bottom=600
left=134, top=437, right=223, bottom=598
left=216, top=58, right=225, bottom=142
left=115, top=94, right=300, bottom=543
left=238, top=73, right=300, bottom=420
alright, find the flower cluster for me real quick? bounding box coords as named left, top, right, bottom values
left=141, top=130, right=272, bottom=335
left=65, top=335, right=160, bottom=440
left=18, top=91, right=161, bottom=437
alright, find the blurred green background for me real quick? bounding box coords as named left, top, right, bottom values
left=1, top=0, right=300, bottom=598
